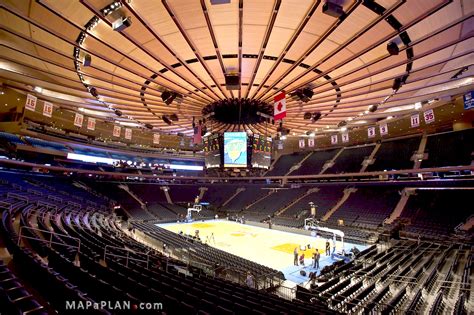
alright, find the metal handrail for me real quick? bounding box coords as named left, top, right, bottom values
left=17, top=225, right=81, bottom=254
left=103, top=244, right=150, bottom=268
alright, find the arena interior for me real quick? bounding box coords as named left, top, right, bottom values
left=0, top=0, right=473, bottom=314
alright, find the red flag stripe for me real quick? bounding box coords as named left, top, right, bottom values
left=274, top=92, right=285, bottom=102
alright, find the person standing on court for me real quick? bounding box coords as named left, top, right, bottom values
left=313, top=250, right=320, bottom=269
left=294, top=247, right=299, bottom=266
left=325, top=240, right=330, bottom=256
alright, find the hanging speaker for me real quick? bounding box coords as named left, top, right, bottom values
left=322, top=1, right=344, bottom=18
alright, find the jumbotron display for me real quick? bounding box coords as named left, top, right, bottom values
left=251, top=134, right=272, bottom=169
left=223, top=132, right=248, bottom=167
left=203, top=133, right=221, bottom=168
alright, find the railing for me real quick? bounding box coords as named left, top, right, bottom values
left=7, top=192, right=29, bottom=202
left=103, top=244, right=150, bottom=269
left=17, top=225, right=81, bottom=254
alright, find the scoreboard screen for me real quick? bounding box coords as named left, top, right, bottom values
left=223, top=132, right=248, bottom=168
left=203, top=133, right=221, bottom=168
left=251, top=134, right=272, bottom=169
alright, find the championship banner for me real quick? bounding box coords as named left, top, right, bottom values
left=43, top=102, right=53, bottom=118
left=379, top=123, right=388, bottom=136
left=331, top=134, right=338, bottom=145
left=25, top=94, right=37, bottom=111
left=74, top=113, right=84, bottom=127
left=299, top=139, right=305, bottom=148
left=423, top=109, right=435, bottom=124
left=87, top=117, right=96, bottom=131
left=153, top=133, right=160, bottom=144
left=342, top=132, right=349, bottom=143
left=367, top=126, right=376, bottom=138
left=410, top=114, right=420, bottom=128
left=277, top=140, right=284, bottom=150
left=125, top=128, right=132, bottom=140
left=308, top=138, right=315, bottom=148
left=113, top=125, right=121, bottom=137
left=463, top=91, right=474, bottom=110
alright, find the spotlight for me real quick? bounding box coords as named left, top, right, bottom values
left=392, top=77, right=402, bottom=91
left=114, top=109, right=122, bottom=117
left=368, top=105, right=378, bottom=113
left=161, top=91, right=171, bottom=102
left=89, top=87, right=98, bottom=97
left=162, top=115, right=172, bottom=125
left=312, top=112, right=322, bottom=122
left=387, top=41, right=399, bottom=55
left=0, top=86, right=4, bottom=95
left=304, top=112, right=313, bottom=120
left=169, top=113, right=179, bottom=121
left=161, top=91, right=179, bottom=105
left=337, top=120, right=347, bottom=128
left=294, top=88, right=313, bottom=103
left=145, top=123, right=154, bottom=130
left=83, top=54, right=92, bottom=67
left=113, top=16, right=132, bottom=32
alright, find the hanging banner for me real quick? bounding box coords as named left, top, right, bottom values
left=42, top=102, right=53, bottom=118
left=153, top=133, right=160, bottom=144
left=367, top=126, right=376, bottom=138
left=410, top=114, right=420, bottom=128
left=342, top=132, right=349, bottom=143
left=299, top=139, right=305, bottom=148
left=125, top=128, right=132, bottom=140
left=379, top=123, right=388, bottom=136
left=87, top=117, right=96, bottom=131
left=331, top=134, right=338, bottom=145
left=74, top=113, right=84, bottom=127
left=277, top=140, right=283, bottom=150
left=25, top=94, right=37, bottom=111
left=308, top=138, right=315, bottom=148
left=463, top=91, right=474, bottom=110
left=113, top=125, right=121, bottom=137
left=423, top=109, right=435, bottom=124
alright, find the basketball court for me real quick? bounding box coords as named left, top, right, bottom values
left=156, top=220, right=367, bottom=284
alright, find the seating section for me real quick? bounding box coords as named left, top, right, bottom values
left=290, top=149, right=339, bottom=176
left=86, top=181, right=155, bottom=220
left=281, top=186, right=345, bottom=218
left=168, top=185, right=200, bottom=203
left=399, top=189, right=473, bottom=240
left=0, top=174, right=334, bottom=314
left=266, top=152, right=308, bottom=176
left=200, top=185, right=237, bottom=209
left=328, top=145, right=375, bottom=173
left=223, top=186, right=270, bottom=212
left=326, top=187, right=400, bottom=229
left=297, top=241, right=472, bottom=314
left=242, top=188, right=307, bottom=221
left=0, top=259, right=47, bottom=314
left=422, top=129, right=474, bottom=168
left=366, top=136, right=421, bottom=171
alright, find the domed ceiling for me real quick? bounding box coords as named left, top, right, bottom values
left=0, top=0, right=473, bottom=136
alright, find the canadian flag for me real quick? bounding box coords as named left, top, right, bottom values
left=274, top=92, right=286, bottom=121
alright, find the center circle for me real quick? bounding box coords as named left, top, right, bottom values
left=202, top=98, right=273, bottom=125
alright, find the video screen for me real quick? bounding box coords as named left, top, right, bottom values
left=251, top=134, right=272, bottom=169
left=203, top=133, right=221, bottom=168
left=223, top=132, right=247, bottom=168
